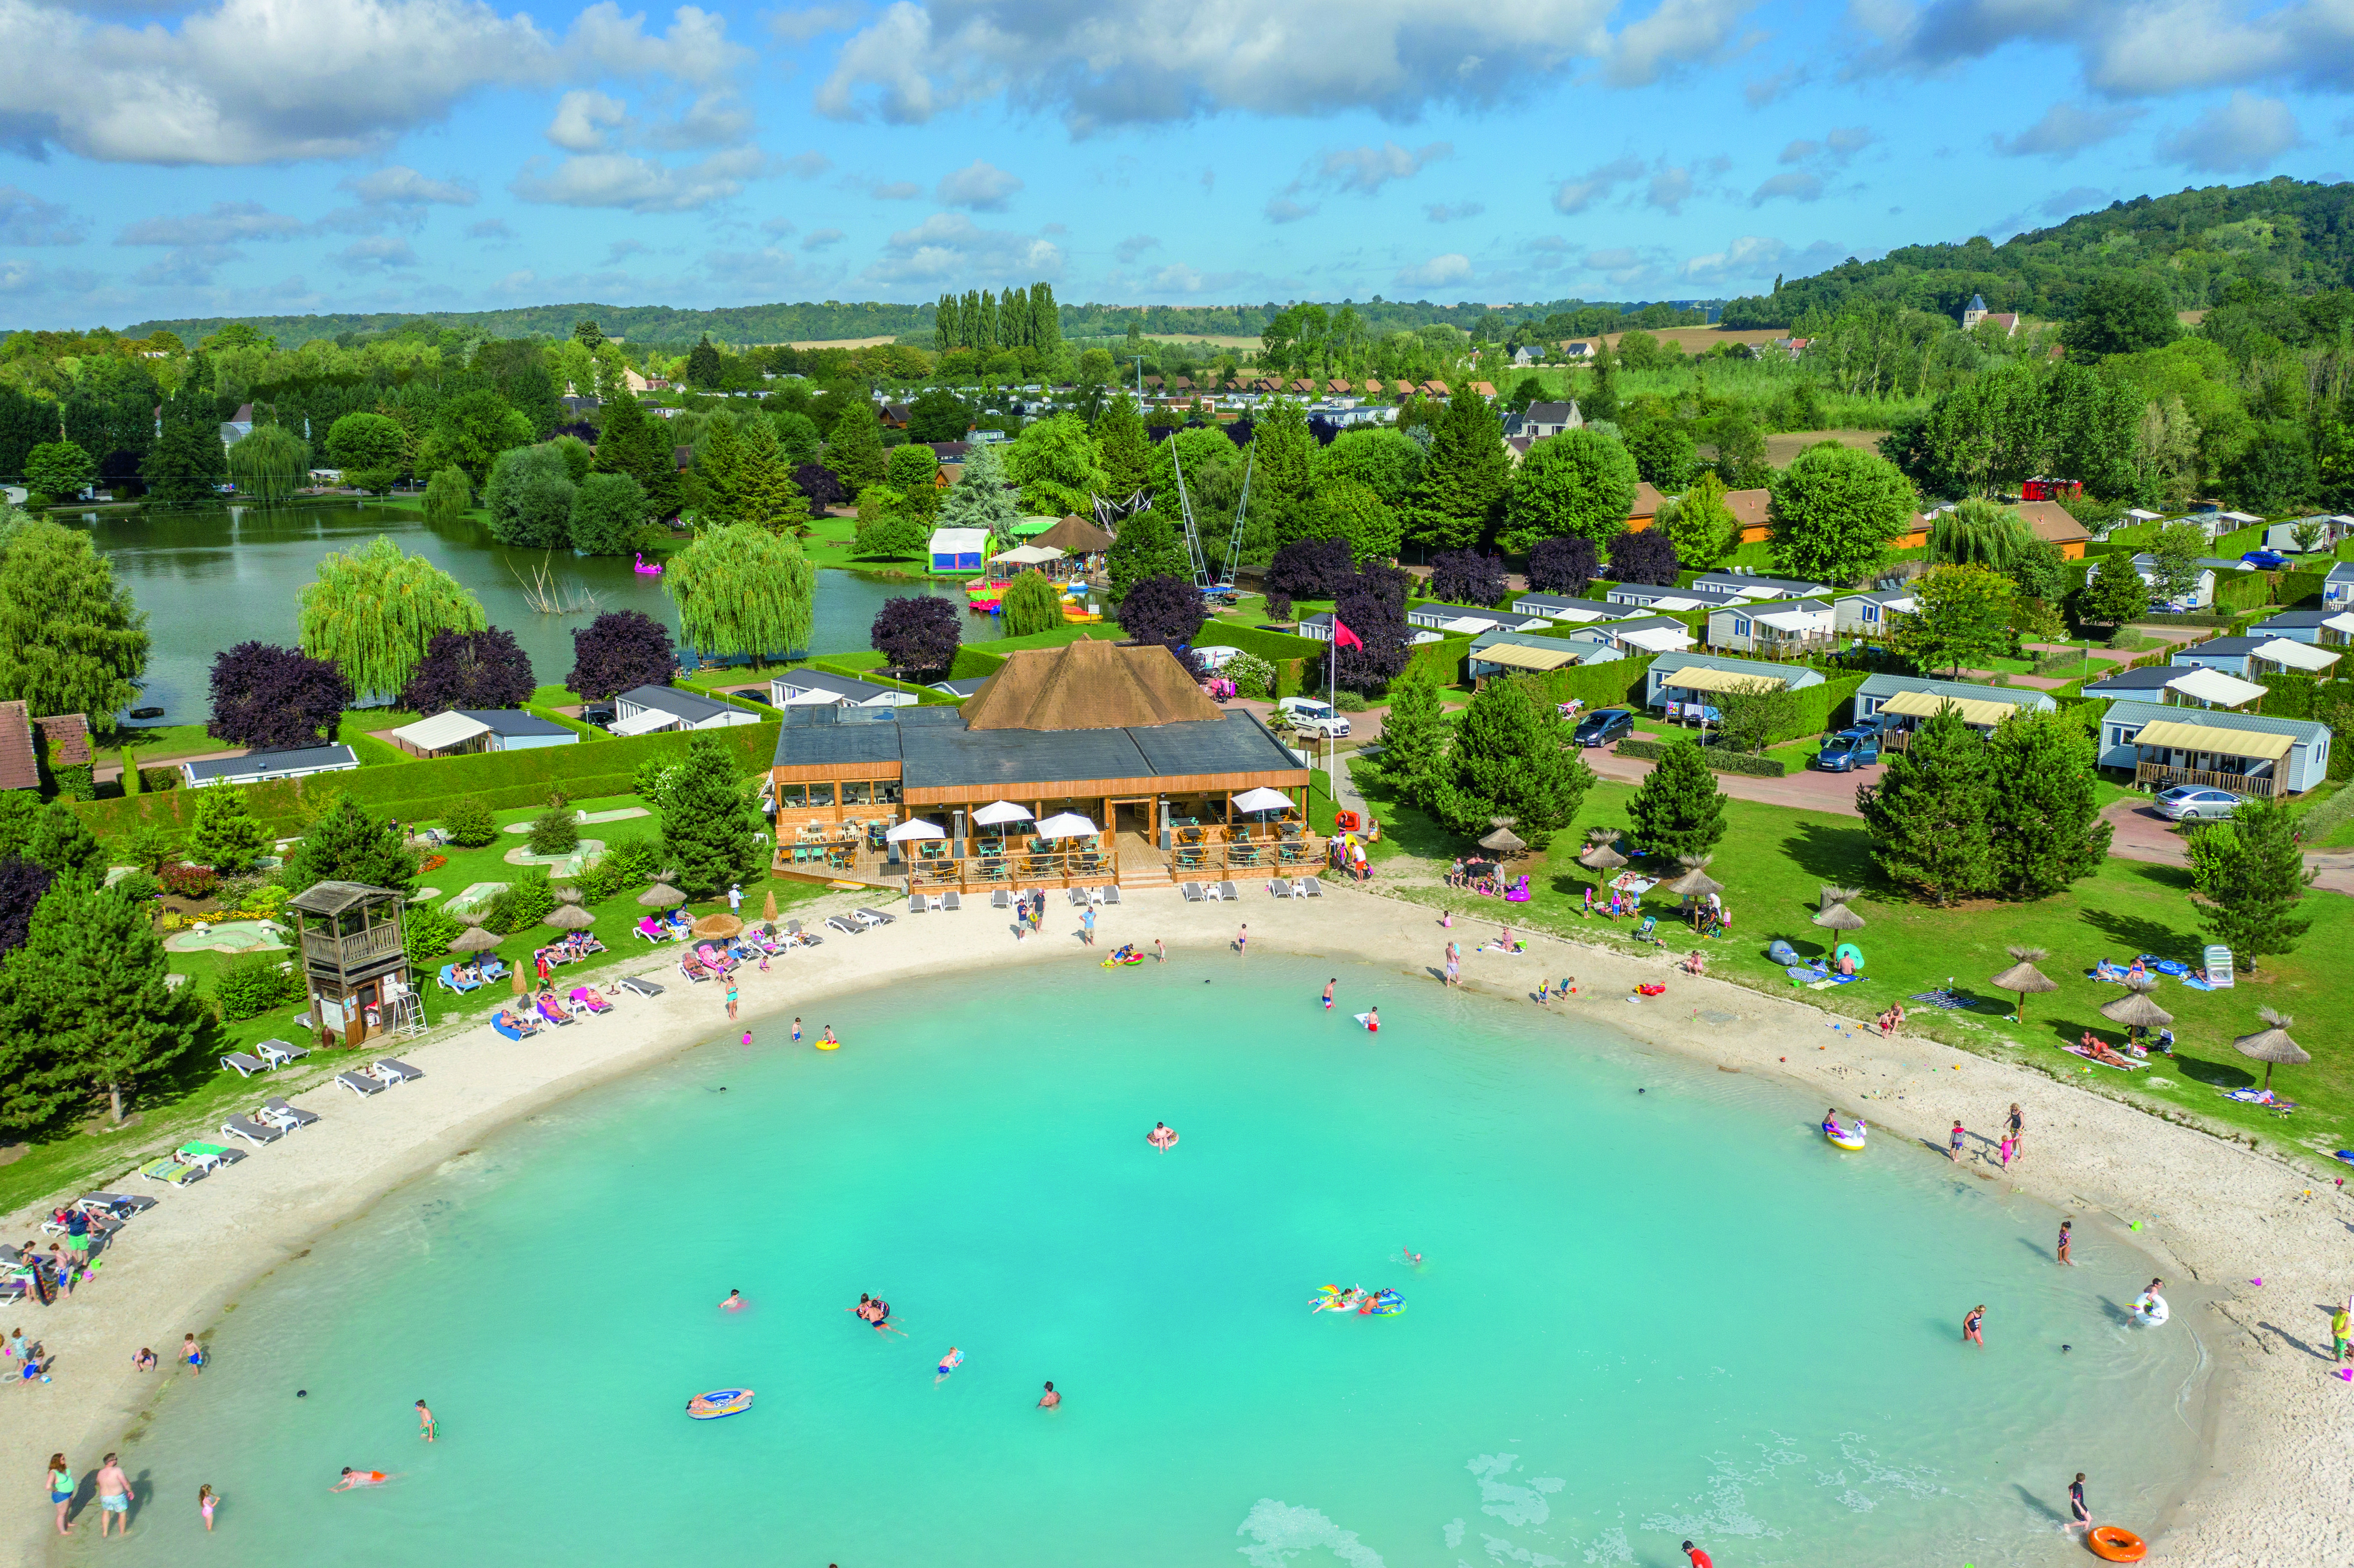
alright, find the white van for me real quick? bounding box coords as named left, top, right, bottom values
left=1277, top=698, right=1350, bottom=739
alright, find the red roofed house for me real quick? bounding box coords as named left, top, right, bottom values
left=1327, top=378, right=1351, bottom=394
left=1469, top=381, right=1497, bottom=398
left=0, top=702, right=91, bottom=795
left=1422, top=380, right=1450, bottom=397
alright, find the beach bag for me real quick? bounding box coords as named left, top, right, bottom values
left=1766, top=939, right=1800, bottom=967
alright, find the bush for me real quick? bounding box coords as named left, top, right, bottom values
left=215, top=955, right=304, bottom=1021
left=159, top=861, right=220, bottom=900
left=1225, top=650, right=1277, bottom=700
left=632, top=757, right=682, bottom=815
left=1266, top=593, right=1293, bottom=621
left=111, top=868, right=161, bottom=903
left=1614, top=737, right=1788, bottom=777
left=402, top=903, right=464, bottom=970
left=482, top=874, right=557, bottom=935
left=1334, top=691, right=1367, bottom=712
left=439, top=794, right=498, bottom=847
left=138, top=766, right=180, bottom=793
left=527, top=792, right=580, bottom=855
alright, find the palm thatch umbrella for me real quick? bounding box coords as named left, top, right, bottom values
left=1812, top=902, right=1866, bottom=931
left=447, top=925, right=501, bottom=954
left=544, top=904, right=596, bottom=930
left=1478, top=821, right=1527, bottom=855
left=2100, top=979, right=2174, bottom=1032
left=1819, top=884, right=1863, bottom=913
left=692, top=912, right=744, bottom=939
left=2232, top=1007, right=2309, bottom=1093
left=1662, top=855, right=1722, bottom=899
left=637, top=882, right=686, bottom=909
left=554, top=884, right=585, bottom=904
left=510, top=965, right=527, bottom=996
left=1989, top=944, right=2056, bottom=1023
left=1577, top=835, right=1628, bottom=871
left=762, top=889, right=778, bottom=925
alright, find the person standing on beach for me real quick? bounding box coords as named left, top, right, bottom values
left=416, top=1399, right=435, bottom=1442
left=792, top=1018, right=802, bottom=1044
left=1081, top=907, right=1096, bottom=946
left=1948, top=1120, right=1966, bottom=1163
left=1235, top=924, right=1247, bottom=956
left=726, top=979, right=739, bottom=1021
left=2332, top=1302, right=2350, bottom=1363
left=1444, top=942, right=1460, bottom=987
left=94, top=1453, right=130, bottom=1537
left=2056, top=1220, right=2073, bottom=1265
left=48, top=1453, right=72, bottom=1536
left=2007, top=1103, right=2024, bottom=1156
left=2068, top=1474, right=2089, bottom=1530
left=1962, top=1304, right=1986, bottom=1346
left=1154, top=938, right=1166, bottom=963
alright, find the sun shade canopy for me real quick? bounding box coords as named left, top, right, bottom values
left=885, top=818, right=946, bottom=841
left=1033, top=812, right=1098, bottom=838
left=1619, top=627, right=1693, bottom=652
left=1476, top=642, right=1579, bottom=671
left=1664, top=666, right=1786, bottom=693
left=388, top=711, right=491, bottom=751
left=2250, top=638, right=2340, bottom=671
left=608, top=707, right=677, bottom=737
left=2131, top=719, right=2295, bottom=760
left=971, top=800, right=1033, bottom=825
left=1877, top=689, right=2018, bottom=726
left=2162, top=667, right=2268, bottom=708
left=1231, top=787, right=1293, bottom=813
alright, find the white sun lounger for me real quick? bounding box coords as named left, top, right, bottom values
left=219, top=1051, right=269, bottom=1078
left=1270, top=880, right=1292, bottom=899
left=941, top=890, right=962, bottom=911
left=335, top=1070, right=386, bottom=1097
left=255, top=1039, right=309, bottom=1069
left=990, top=889, right=1011, bottom=909
left=785, top=919, right=822, bottom=945
left=824, top=914, right=863, bottom=935
left=81, top=1193, right=154, bottom=1217
left=260, top=1096, right=319, bottom=1130
left=372, top=1058, right=424, bottom=1085
left=1067, top=887, right=1088, bottom=907
left=1181, top=881, right=1203, bottom=902
left=221, top=1114, right=284, bottom=1147
left=1100, top=887, right=1119, bottom=906
left=1218, top=880, right=1240, bottom=902
left=1303, top=876, right=1323, bottom=898
left=855, top=907, right=895, bottom=926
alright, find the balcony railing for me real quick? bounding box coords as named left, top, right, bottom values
left=300, top=923, right=404, bottom=969
left=2134, top=760, right=2279, bottom=798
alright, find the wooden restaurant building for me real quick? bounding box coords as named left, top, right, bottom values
left=769, top=639, right=1320, bottom=890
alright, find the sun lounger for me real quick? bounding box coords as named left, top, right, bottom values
left=569, top=986, right=614, bottom=1015
left=373, top=1057, right=424, bottom=1084
left=219, top=1051, right=269, bottom=1078
left=856, top=907, right=895, bottom=926
left=678, top=953, right=714, bottom=982
left=255, top=1039, right=308, bottom=1069
left=991, top=889, right=1011, bottom=909
left=1218, top=880, right=1239, bottom=902
left=942, top=890, right=962, bottom=911
left=81, top=1192, right=153, bottom=1217
left=634, top=916, right=668, bottom=942
left=1098, top=887, right=1117, bottom=906
left=260, top=1097, right=319, bottom=1130
left=693, top=942, right=736, bottom=972
left=336, top=1070, right=387, bottom=1097
left=140, top=1156, right=204, bottom=1186
left=437, top=963, right=482, bottom=994
left=824, top=914, right=862, bottom=935
left=491, top=1010, right=540, bottom=1039
left=535, top=994, right=576, bottom=1026
left=221, top=1114, right=284, bottom=1147
left=618, top=975, right=666, bottom=997
left=1271, top=880, right=1292, bottom=899
left=1067, top=887, right=1087, bottom=907
left=785, top=919, right=822, bottom=945
left=1181, top=881, right=1203, bottom=902
left=1303, top=877, right=1323, bottom=898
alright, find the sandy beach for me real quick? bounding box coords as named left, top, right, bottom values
left=6, top=883, right=2350, bottom=1564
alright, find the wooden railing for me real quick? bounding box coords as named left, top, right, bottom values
left=300, top=923, right=403, bottom=969
left=2135, top=760, right=2279, bottom=798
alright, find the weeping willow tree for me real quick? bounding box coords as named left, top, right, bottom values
left=226, top=424, right=312, bottom=505
left=299, top=535, right=487, bottom=700
left=1928, top=497, right=2038, bottom=571
left=665, top=524, right=814, bottom=660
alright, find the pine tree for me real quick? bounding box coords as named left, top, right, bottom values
left=141, top=380, right=227, bottom=506
left=934, top=294, right=955, bottom=353
left=593, top=393, right=682, bottom=520
left=26, top=801, right=105, bottom=883
left=2190, top=797, right=2314, bottom=970
left=937, top=441, right=1023, bottom=540
left=691, top=413, right=746, bottom=526
left=1985, top=711, right=2110, bottom=899
left=660, top=732, right=763, bottom=897
left=1626, top=738, right=1727, bottom=860
left=1406, top=389, right=1512, bottom=550
left=188, top=787, right=271, bottom=873
left=1253, top=400, right=1317, bottom=544
left=1031, top=282, right=1062, bottom=357
left=0, top=878, right=203, bottom=1128
left=1430, top=676, right=1592, bottom=847
left=825, top=404, right=889, bottom=496
left=1107, top=512, right=1192, bottom=600
left=2078, top=551, right=2150, bottom=626
left=1375, top=662, right=1448, bottom=807
left=1094, top=395, right=1155, bottom=501
left=1585, top=339, right=1621, bottom=423
left=280, top=792, right=416, bottom=896
left=1856, top=704, right=1995, bottom=904
left=736, top=418, right=808, bottom=535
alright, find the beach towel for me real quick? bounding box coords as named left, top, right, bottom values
left=2063, top=1043, right=2145, bottom=1071
left=2179, top=975, right=2218, bottom=991
left=2333, top=1150, right=2354, bottom=1169
left=1908, top=990, right=1979, bottom=1010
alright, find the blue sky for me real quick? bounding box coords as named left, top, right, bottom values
left=0, top=0, right=2349, bottom=327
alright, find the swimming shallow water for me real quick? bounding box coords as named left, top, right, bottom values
left=92, top=958, right=2207, bottom=1566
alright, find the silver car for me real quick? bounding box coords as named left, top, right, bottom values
left=2154, top=786, right=2244, bottom=822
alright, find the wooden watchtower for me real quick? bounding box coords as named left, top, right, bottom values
left=288, top=880, right=413, bottom=1047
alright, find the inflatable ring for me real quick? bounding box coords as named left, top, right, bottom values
left=2088, top=1525, right=2147, bottom=1562
left=1825, top=1128, right=1866, bottom=1151
left=1147, top=1128, right=1178, bottom=1148
left=815, top=1040, right=839, bottom=1051
left=687, top=1388, right=755, bottom=1420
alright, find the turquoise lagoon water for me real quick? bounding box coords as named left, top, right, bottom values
left=90, top=960, right=2207, bottom=1567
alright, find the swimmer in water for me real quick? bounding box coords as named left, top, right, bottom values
left=1366, top=1006, right=1379, bottom=1032
left=415, top=1400, right=434, bottom=1442
left=1038, top=1381, right=1061, bottom=1409
left=721, top=1290, right=745, bottom=1311
left=822, top=1025, right=838, bottom=1048
left=330, top=1469, right=388, bottom=1492
left=1323, top=978, right=1335, bottom=1011
left=1401, top=1244, right=1423, bottom=1266
left=935, top=1347, right=964, bottom=1384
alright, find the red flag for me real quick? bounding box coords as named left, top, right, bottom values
left=1332, top=618, right=1364, bottom=650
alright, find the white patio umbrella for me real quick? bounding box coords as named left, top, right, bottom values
left=972, top=800, right=1034, bottom=827
left=885, top=818, right=947, bottom=843
left=1231, top=787, right=1294, bottom=814
left=1034, top=812, right=1098, bottom=839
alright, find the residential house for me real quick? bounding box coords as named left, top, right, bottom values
left=2167, top=636, right=2270, bottom=679
left=1464, top=630, right=1593, bottom=679
left=1832, top=587, right=1917, bottom=635
left=1726, top=487, right=1772, bottom=543
left=610, top=684, right=760, bottom=736
left=1643, top=652, right=1824, bottom=718
left=1557, top=341, right=1595, bottom=361
left=1692, top=569, right=1831, bottom=600
left=1704, top=598, right=1836, bottom=656
left=1522, top=401, right=1583, bottom=439
left=2261, top=515, right=2354, bottom=553
left=1295, top=612, right=1335, bottom=643
left=1510, top=593, right=1619, bottom=623
left=1421, top=380, right=1450, bottom=397
left=2096, top=702, right=2331, bottom=798
left=1569, top=615, right=1694, bottom=656
left=768, top=670, right=919, bottom=709
left=0, top=702, right=89, bottom=792
left=1511, top=347, right=1537, bottom=367
left=2016, top=501, right=2092, bottom=559
left=2129, top=553, right=2252, bottom=610
left=1959, top=295, right=2020, bottom=336
left=2250, top=609, right=2354, bottom=646
left=1600, top=581, right=1747, bottom=613
left=182, top=744, right=360, bottom=789
left=2186, top=509, right=2264, bottom=540
left=2082, top=662, right=2269, bottom=711
left=1469, top=381, right=1498, bottom=399
left=385, top=708, right=581, bottom=758
left=1853, top=675, right=2054, bottom=739
left=2247, top=638, right=2342, bottom=679
left=880, top=403, right=912, bottom=430
left=1623, top=481, right=1670, bottom=529
left=1405, top=608, right=1505, bottom=635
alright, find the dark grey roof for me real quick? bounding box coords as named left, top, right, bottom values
left=617, top=683, right=735, bottom=723
left=779, top=669, right=898, bottom=704
left=184, top=744, right=357, bottom=782
left=287, top=880, right=401, bottom=916
left=456, top=709, right=571, bottom=738
left=928, top=677, right=990, bottom=697
left=2081, top=664, right=2179, bottom=693
left=771, top=707, right=917, bottom=768
left=772, top=707, right=1298, bottom=787
left=903, top=723, right=1150, bottom=786
left=2174, top=637, right=2265, bottom=659
left=1694, top=571, right=1828, bottom=595
left=2255, top=611, right=2336, bottom=628
left=1129, top=712, right=1296, bottom=775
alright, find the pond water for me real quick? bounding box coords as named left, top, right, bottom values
left=69, top=502, right=997, bottom=724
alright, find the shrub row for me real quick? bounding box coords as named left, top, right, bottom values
left=2210, top=570, right=2272, bottom=614
left=1614, top=737, right=1789, bottom=777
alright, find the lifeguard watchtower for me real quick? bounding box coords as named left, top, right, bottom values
left=287, top=880, right=423, bottom=1047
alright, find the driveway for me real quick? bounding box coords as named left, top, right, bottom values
left=1588, top=740, right=1878, bottom=816
left=2100, top=797, right=2354, bottom=893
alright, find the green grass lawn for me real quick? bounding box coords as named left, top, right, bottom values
left=0, top=793, right=826, bottom=1214
left=1348, top=760, right=2354, bottom=1170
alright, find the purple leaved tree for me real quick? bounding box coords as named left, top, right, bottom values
left=566, top=611, right=676, bottom=701
left=870, top=596, right=962, bottom=677
left=1330, top=565, right=1413, bottom=692
left=1527, top=536, right=1599, bottom=594
left=207, top=642, right=352, bottom=749
left=0, top=855, right=54, bottom=954
left=1115, top=573, right=1209, bottom=677
left=1602, top=530, right=1680, bottom=586
left=397, top=627, right=537, bottom=715
left=1426, top=548, right=1508, bottom=607
left=1265, top=538, right=1355, bottom=603
left=795, top=463, right=849, bottom=514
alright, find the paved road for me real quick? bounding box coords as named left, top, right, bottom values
left=2098, top=797, right=2354, bottom=894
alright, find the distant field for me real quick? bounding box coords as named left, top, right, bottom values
left=786, top=335, right=903, bottom=349
left=1764, top=427, right=1890, bottom=464
left=1596, top=326, right=1791, bottom=350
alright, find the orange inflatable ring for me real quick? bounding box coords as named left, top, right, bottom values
left=2088, top=1526, right=2147, bottom=1562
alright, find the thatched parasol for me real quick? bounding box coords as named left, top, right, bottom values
left=2232, top=1007, right=2309, bottom=1092
left=543, top=904, right=596, bottom=930
left=1812, top=902, right=1866, bottom=931
left=762, top=889, right=778, bottom=924
left=554, top=884, right=585, bottom=904
left=1819, top=884, right=1863, bottom=913
left=510, top=965, right=527, bottom=996
left=637, top=882, right=686, bottom=908
left=692, top=912, right=744, bottom=938
left=1989, top=944, right=2056, bottom=1023
left=1478, top=821, right=1527, bottom=855
left=1577, top=838, right=1627, bottom=870
left=1662, top=856, right=1722, bottom=899
left=447, top=925, right=501, bottom=954
left=2100, top=981, right=2174, bottom=1031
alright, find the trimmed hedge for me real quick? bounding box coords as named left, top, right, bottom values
left=949, top=643, right=1010, bottom=680
left=2211, top=569, right=2272, bottom=614
left=2259, top=672, right=2318, bottom=720
left=1528, top=655, right=1657, bottom=712
left=2275, top=568, right=2327, bottom=607
left=1616, top=737, right=1788, bottom=777
left=71, top=721, right=781, bottom=842
left=1786, top=672, right=1867, bottom=739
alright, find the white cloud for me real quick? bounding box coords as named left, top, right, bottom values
left=548, top=88, right=628, bottom=151
left=116, top=201, right=304, bottom=246
left=771, top=3, right=863, bottom=43
left=1679, top=233, right=1792, bottom=283
left=563, top=2, right=746, bottom=87
left=1426, top=201, right=1483, bottom=223
left=1114, top=232, right=1160, bottom=261
left=1265, top=194, right=1317, bottom=224
left=1313, top=139, right=1451, bottom=195
left=132, top=247, right=240, bottom=287
left=1553, top=154, right=1647, bottom=215
left=339, top=165, right=477, bottom=207
left=867, top=178, right=922, bottom=199
left=335, top=235, right=419, bottom=269
left=1750, top=170, right=1821, bottom=204
left=861, top=210, right=1063, bottom=283
left=1394, top=252, right=1471, bottom=289
left=0, top=257, right=96, bottom=294
left=817, top=0, right=1700, bottom=130
left=1647, top=165, right=1696, bottom=213
left=1153, top=262, right=1205, bottom=292
left=1779, top=125, right=1872, bottom=164
left=1743, top=62, right=1805, bottom=106
left=0, top=186, right=83, bottom=245
left=604, top=238, right=652, bottom=263
left=1581, top=244, right=1661, bottom=286
left=802, top=227, right=845, bottom=249
left=2155, top=90, right=2301, bottom=173
left=2038, top=184, right=2113, bottom=218
left=1852, top=0, right=2354, bottom=99
left=703, top=243, right=824, bottom=289
left=1992, top=100, right=2143, bottom=159
left=760, top=215, right=797, bottom=237
left=509, top=145, right=771, bottom=212
left=935, top=158, right=1022, bottom=211
left=641, top=91, right=754, bottom=150
left=782, top=149, right=832, bottom=179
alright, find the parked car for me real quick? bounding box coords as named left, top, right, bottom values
left=2154, top=785, right=2245, bottom=821
left=1277, top=698, right=1350, bottom=739
left=580, top=703, right=616, bottom=728
left=1815, top=726, right=1882, bottom=772
left=1571, top=708, right=1634, bottom=747
left=2240, top=550, right=2290, bottom=569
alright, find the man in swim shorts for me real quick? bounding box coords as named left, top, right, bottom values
left=1323, top=979, right=1334, bottom=1010
left=935, top=1347, right=963, bottom=1384
left=95, top=1453, right=131, bottom=1537
left=1365, top=1007, right=1379, bottom=1032
left=331, top=1469, right=387, bottom=1492
left=416, top=1399, right=435, bottom=1442
left=1037, top=1381, right=1060, bottom=1408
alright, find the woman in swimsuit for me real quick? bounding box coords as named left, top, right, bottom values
left=1962, top=1305, right=1985, bottom=1346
